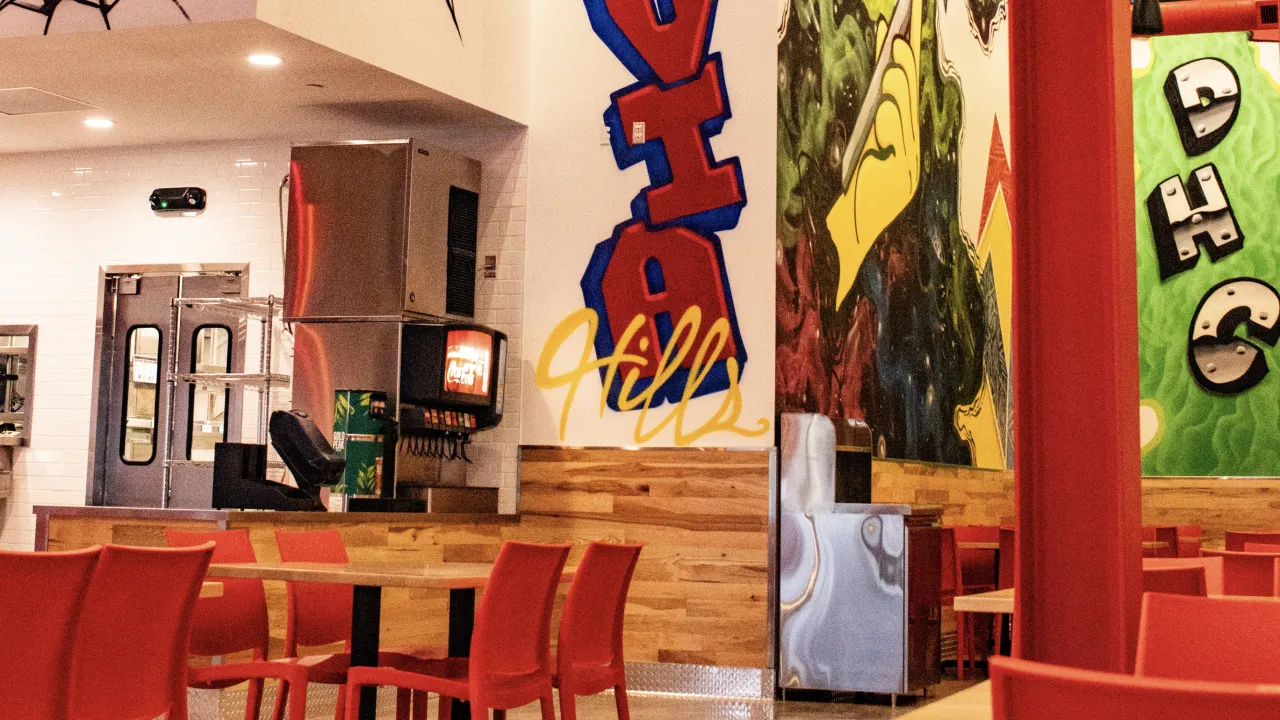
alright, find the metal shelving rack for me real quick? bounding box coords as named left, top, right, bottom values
left=160, top=295, right=291, bottom=507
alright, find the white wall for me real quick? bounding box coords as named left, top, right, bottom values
left=0, top=130, right=527, bottom=550
left=521, top=0, right=777, bottom=448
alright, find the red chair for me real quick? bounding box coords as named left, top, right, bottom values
left=166, top=529, right=274, bottom=720
left=1176, top=525, right=1202, bottom=558
left=997, top=527, right=1015, bottom=591
left=1143, top=526, right=1178, bottom=558
left=71, top=543, right=216, bottom=720
left=991, top=655, right=1280, bottom=719
left=1137, top=593, right=1280, bottom=684
left=1143, top=557, right=1224, bottom=595
left=1243, top=542, right=1280, bottom=554
left=556, top=542, right=643, bottom=720
left=344, top=541, right=572, bottom=720
left=940, top=528, right=979, bottom=679
left=953, top=525, right=999, bottom=591
left=273, top=529, right=439, bottom=720
left=1142, top=565, right=1206, bottom=597
left=0, top=546, right=101, bottom=720
left=1200, top=549, right=1280, bottom=596
left=1225, top=530, right=1280, bottom=551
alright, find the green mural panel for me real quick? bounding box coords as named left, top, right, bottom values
left=1136, top=33, right=1280, bottom=476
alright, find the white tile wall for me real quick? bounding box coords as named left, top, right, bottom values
left=0, top=129, right=528, bottom=549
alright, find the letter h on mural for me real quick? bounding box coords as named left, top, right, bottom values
left=579, top=0, right=749, bottom=410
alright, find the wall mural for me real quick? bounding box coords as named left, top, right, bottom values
left=0, top=0, right=250, bottom=36
left=529, top=0, right=772, bottom=446
left=776, top=0, right=1013, bottom=469
left=1136, top=32, right=1280, bottom=477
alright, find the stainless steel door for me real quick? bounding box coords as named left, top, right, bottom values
left=96, top=272, right=245, bottom=507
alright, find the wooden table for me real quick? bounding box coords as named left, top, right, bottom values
left=954, top=588, right=1014, bottom=615
left=199, top=581, right=223, bottom=599
left=207, top=561, right=573, bottom=720
left=899, top=681, right=992, bottom=719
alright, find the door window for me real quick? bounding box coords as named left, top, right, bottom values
left=187, top=325, right=231, bottom=461
left=120, top=326, right=161, bottom=464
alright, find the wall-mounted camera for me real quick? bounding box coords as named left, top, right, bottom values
left=150, top=187, right=206, bottom=215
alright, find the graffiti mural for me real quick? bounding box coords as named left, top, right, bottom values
left=528, top=0, right=772, bottom=447
left=776, top=0, right=1012, bottom=469
left=1136, top=32, right=1280, bottom=476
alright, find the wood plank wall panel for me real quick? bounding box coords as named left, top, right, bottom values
left=872, top=460, right=1015, bottom=527
left=42, top=447, right=773, bottom=669
left=1142, top=477, right=1280, bottom=549
left=518, top=447, right=771, bottom=668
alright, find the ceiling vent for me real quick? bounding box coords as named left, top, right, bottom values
left=0, top=88, right=98, bottom=116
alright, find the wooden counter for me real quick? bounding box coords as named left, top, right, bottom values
left=35, top=445, right=773, bottom=669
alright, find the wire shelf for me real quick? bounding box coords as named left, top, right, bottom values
left=172, top=373, right=291, bottom=389
left=174, top=297, right=279, bottom=318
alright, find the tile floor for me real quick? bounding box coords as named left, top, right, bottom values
left=210, top=677, right=984, bottom=720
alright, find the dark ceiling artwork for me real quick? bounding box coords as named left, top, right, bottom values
left=445, top=0, right=460, bottom=40
left=0, top=0, right=189, bottom=35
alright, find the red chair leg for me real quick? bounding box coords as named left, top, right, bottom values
left=615, top=683, right=631, bottom=720
left=560, top=690, right=577, bottom=720
left=287, top=680, right=309, bottom=720
left=272, top=680, right=289, bottom=720
left=469, top=703, right=487, bottom=720
left=956, top=612, right=967, bottom=680
left=438, top=695, right=452, bottom=720
left=245, top=678, right=264, bottom=720
left=344, top=683, right=362, bottom=720
left=412, top=690, right=428, bottom=720
left=539, top=693, right=556, bottom=720
left=397, top=689, right=412, bottom=720
left=335, top=684, right=348, bottom=720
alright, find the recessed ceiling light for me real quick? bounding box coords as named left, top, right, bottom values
left=248, top=54, right=283, bottom=67
left=84, top=117, right=114, bottom=129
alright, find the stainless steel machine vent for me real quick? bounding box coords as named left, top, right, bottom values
left=446, top=186, right=479, bottom=318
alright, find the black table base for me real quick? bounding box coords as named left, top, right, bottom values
left=349, top=585, right=478, bottom=720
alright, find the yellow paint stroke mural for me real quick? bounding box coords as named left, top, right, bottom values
left=535, top=307, right=771, bottom=446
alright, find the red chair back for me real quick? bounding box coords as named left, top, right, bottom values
left=1200, top=549, right=1280, bottom=597
left=275, top=529, right=353, bottom=652
left=558, top=543, right=642, bottom=692
left=166, top=528, right=269, bottom=658
left=1176, top=525, right=1202, bottom=558
left=998, top=527, right=1015, bottom=590
left=471, top=541, right=570, bottom=707
left=1243, top=542, right=1280, bottom=554
left=991, top=655, right=1280, bottom=719
left=1137, top=593, right=1280, bottom=684
left=939, top=527, right=960, bottom=598
left=0, top=546, right=101, bottom=720
left=1142, top=566, right=1206, bottom=597
left=72, top=543, right=215, bottom=720
left=1143, top=557, right=1224, bottom=596
left=1143, top=526, right=1178, bottom=558
left=1226, top=530, right=1280, bottom=551
left=952, top=526, right=998, bottom=589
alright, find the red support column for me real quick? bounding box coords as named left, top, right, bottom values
left=1009, top=0, right=1144, bottom=671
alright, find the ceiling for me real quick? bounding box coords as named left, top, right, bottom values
left=0, top=19, right=515, bottom=155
